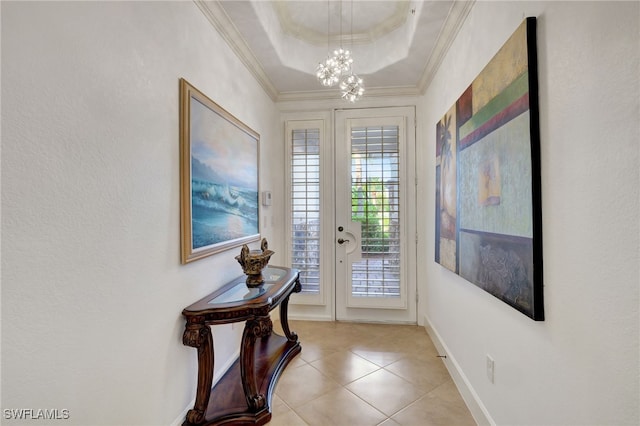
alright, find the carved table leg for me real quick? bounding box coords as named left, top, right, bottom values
left=183, top=320, right=214, bottom=425
left=241, top=316, right=272, bottom=411
left=279, top=276, right=301, bottom=342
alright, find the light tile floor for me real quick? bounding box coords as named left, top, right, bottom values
left=270, top=320, right=476, bottom=426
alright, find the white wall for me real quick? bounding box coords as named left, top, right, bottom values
left=1, top=2, right=281, bottom=425
left=418, top=1, right=639, bottom=425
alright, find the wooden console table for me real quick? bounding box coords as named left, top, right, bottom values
left=181, top=266, right=301, bottom=426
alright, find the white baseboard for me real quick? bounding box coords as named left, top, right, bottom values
left=423, top=314, right=495, bottom=426
left=288, top=314, right=333, bottom=322
left=170, top=348, right=240, bottom=426
left=170, top=401, right=192, bottom=426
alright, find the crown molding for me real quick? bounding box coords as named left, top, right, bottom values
left=418, top=0, right=475, bottom=94
left=276, top=85, right=420, bottom=103
left=194, top=0, right=279, bottom=101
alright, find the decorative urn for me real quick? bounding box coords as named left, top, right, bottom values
left=235, top=238, right=275, bottom=287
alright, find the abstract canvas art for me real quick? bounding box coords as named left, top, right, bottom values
left=180, top=78, right=260, bottom=264
left=435, top=18, right=543, bottom=320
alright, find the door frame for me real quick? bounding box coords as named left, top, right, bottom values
left=284, top=107, right=417, bottom=324
left=334, top=106, right=418, bottom=324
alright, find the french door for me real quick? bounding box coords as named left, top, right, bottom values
left=335, top=107, right=416, bottom=322
left=286, top=107, right=416, bottom=323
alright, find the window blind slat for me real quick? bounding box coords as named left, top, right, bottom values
left=290, top=128, right=321, bottom=295
left=351, top=125, right=401, bottom=298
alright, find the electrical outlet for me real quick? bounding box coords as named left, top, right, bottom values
left=486, top=355, right=495, bottom=384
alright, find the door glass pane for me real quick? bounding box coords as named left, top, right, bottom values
left=291, top=129, right=320, bottom=294
left=351, top=126, right=400, bottom=297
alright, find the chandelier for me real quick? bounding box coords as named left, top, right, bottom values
left=315, top=0, right=364, bottom=102
left=340, top=73, right=365, bottom=102
left=316, top=56, right=339, bottom=87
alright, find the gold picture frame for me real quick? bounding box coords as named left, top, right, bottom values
left=179, top=78, right=260, bottom=264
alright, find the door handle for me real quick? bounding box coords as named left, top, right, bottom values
left=337, top=238, right=350, bottom=245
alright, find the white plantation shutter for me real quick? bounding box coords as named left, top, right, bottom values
left=290, top=128, right=321, bottom=294
left=350, top=125, right=401, bottom=297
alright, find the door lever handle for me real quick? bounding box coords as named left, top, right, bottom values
left=337, top=238, right=350, bottom=245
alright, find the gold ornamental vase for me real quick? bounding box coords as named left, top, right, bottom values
left=235, top=238, right=274, bottom=287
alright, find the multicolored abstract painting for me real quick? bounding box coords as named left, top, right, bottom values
left=435, top=18, right=544, bottom=320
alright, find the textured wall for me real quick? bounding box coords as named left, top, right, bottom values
left=1, top=2, right=280, bottom=425
left=419, top=1, right=639, bottom=425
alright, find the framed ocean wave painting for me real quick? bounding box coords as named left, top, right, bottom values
left=435, top=18, right=544, bottom=320
left=180, top=78, right=260, bottom=264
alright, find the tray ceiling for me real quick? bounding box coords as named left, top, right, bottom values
left=197, top=1, right=473, bottom=101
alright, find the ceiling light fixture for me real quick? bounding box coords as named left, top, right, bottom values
left=331, top=0, right=352, bottom=75
left=315, top=0, right=364, bottom=101
left=316, top=56, right=339, bottom=87
left=332, top=47, right=353, bottom=75
left=340, top=73, right=365, bottom=102
left=339, top=0, right=364, bottom=102
left=316, top=0, right=340, bottom=87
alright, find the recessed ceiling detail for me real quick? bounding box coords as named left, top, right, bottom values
left=201, top=0, right=474, bottom=100
left=273, top=1, right=410, bottom=47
